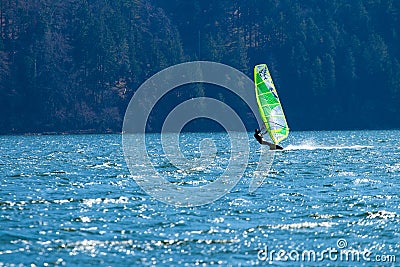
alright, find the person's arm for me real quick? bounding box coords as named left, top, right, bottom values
left=260, top=126, right=268, bottom=136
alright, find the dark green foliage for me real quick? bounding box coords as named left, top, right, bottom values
left=0, top=0, right=399, bottom=133
left=0, top=0, right=184, bottom=133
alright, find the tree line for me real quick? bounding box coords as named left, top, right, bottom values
left=0, top=0, right=399, bottom=133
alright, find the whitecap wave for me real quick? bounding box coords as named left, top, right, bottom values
left=366, top=210, right=397, bottom=219
left=269, top=221, right=337, bottom=229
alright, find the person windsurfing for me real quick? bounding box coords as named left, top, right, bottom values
left=254, top=129, right=283, bottom=150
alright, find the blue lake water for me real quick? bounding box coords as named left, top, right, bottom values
left=0, top=131, right=399, bottom=266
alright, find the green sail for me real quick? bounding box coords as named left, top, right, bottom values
left=254, top=64, right=289, bottom=144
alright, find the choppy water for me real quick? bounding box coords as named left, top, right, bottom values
left=1, top=131, right=399, bottom=266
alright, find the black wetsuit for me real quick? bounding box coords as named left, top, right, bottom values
left=254, top=131, right=284, bottom=150
left=254, top=132, right=263, bottom=144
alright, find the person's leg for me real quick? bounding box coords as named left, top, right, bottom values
left=262, top=140, right=276, bottom=150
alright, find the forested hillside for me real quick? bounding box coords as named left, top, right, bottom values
left=1, top=0, right=399, bottom=133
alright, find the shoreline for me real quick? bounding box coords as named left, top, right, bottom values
left=0, top=128, right=399, bottom=136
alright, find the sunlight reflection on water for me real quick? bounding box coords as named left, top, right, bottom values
left=0, top=131, right=399, bottom=266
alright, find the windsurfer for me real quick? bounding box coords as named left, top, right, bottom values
left=254, top=129, right=283, bottom=150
